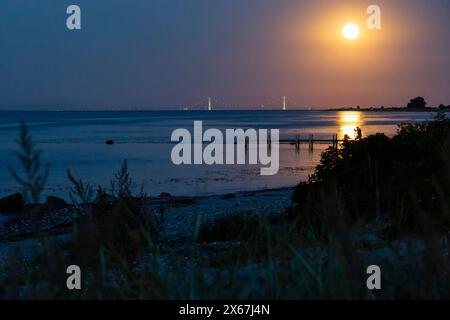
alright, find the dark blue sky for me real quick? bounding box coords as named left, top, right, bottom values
left=1, top=0, right=450, bottom=110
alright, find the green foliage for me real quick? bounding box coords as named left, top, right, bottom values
left=68, top=169, right=94, bottom=204
left=198, top=214, right=270, bottom=267
left=197, top=213, right=271, bottom=243
left=67, top=159, right=160, bottom=269
left=9, top=122, right=49, bottom=203
left=111, top=159, right=132, bottom=198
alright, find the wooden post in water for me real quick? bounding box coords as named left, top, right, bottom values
left=295, top=134, right=300, bottom=151
left=309, top=134, right=314, bottom=152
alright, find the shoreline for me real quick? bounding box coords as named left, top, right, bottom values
left=0, top=182, right=299, bottom=204
left=1, top=108, right=449, bottom=112
left=326, top=107, right=449, bottom=112
left=0, top=186, right=294, bottom=244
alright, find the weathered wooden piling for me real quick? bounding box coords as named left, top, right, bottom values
left=332, top=134, right=338, bottom=149
left=308, top=134, right=314, bottom=152
left=283, top=134, right=344, bottom=151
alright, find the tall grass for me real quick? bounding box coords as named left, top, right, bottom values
left=9, top=122, right=49, bottom=203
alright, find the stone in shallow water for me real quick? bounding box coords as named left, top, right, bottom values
left=159, top=192, right=172, bottom=199
left=44, top=196, right=68, bottom=212
left=0, top=193, right=25, bottom=214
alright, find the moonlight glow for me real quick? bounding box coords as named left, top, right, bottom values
left=342, top=23, right=360, bottom=40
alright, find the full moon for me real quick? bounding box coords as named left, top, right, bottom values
left=342, top=23, right=360, bottom=40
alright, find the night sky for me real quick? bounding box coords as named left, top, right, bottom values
left=1, top=0, right=450, bottom=110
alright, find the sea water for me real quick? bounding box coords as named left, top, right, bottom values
left=0, top=110, right=437, bottom=199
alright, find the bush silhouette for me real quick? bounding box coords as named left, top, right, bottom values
left=291, top=113, right=450, bottom=236
left=407, top=96, right=427, bottom=109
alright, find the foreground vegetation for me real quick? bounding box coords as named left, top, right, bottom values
left=1, top=114, right=450, bottom=299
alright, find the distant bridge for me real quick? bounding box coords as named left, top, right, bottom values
left=182, top=96, right=297, bottom=111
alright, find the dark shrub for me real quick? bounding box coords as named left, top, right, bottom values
left=198, top=213, right=271, bottom=243
left=291, top=114, right=450, bottom=236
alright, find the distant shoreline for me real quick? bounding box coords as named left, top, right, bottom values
left=0, top=108, right=448, bottom=112
left=326, top=107, right=448, bottom=112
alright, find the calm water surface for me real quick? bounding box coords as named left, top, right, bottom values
left=0, top=110, right=438, bottom=199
